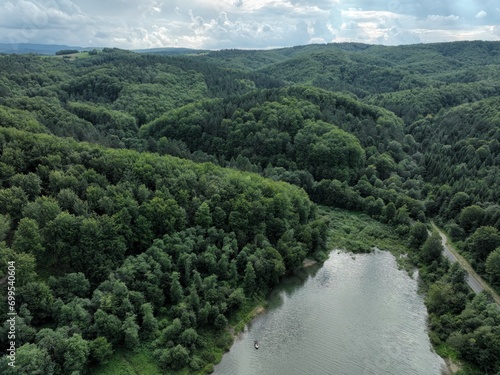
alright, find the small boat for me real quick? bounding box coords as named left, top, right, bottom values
left=254, top=340, right=259, bottom=349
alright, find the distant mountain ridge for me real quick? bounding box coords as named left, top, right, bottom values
left=0, top=43, right=95, bottom=55
left=0, top=43, right=208, bottom=56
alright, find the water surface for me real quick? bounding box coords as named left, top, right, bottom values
left=215, top=250, right=445, bottom=375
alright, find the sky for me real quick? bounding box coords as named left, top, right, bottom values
left=1, top=0, right=500, bottom=50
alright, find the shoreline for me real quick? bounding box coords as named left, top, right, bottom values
left=228, top=257, right=320, bottom=339
left=443, top=358, right=461, bottom=374
left=302, top=257, right=318, bottom=268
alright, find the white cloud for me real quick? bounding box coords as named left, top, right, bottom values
left=427, top=14, right=460, bottom=22
left=475, top=10, right=487, bottom=18
left=374, top=27, right=420, bottom=45
left=0, top=0, right=499, bottom=49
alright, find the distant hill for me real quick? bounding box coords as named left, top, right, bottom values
left=0, top=43, right=209, bottom=56
left=0, top=43, right=95, bottom=55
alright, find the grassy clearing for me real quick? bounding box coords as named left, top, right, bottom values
left=228, top=297, right=266, bottom=335
left=52, top=51, right=92, bottom=59
left=92, top=348, right=162, bottom=375
left=320, top=206, right=411, bottom=257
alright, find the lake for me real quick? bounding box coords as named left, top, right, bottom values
left=214, top=250, right=446, bottom=375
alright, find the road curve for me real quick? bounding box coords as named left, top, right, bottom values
left=432, top=222, right=500, bottom=306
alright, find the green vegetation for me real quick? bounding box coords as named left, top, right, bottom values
left=55, top=50, right=80, bottom=56
left=322, top=207, right=411, bottom=257
left=0, top=127, right=326, bottom=374
left=0, top=41, right=499, bottom=373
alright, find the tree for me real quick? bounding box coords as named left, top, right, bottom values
left=447, top=192, right=470, bottom=219
left=465, top=226, right=500, bottom=262
left=48, top=272, right=90, bottom=301
left=294, top=120, right=365, bottom=182
left=420, top=233, right=443, bottom=265
left=227, top=287, right=246, bottom=311
left=243, top=262, right=256, bottom=295
left=459, top=205, right=485, bottom=234
left=0, top=187, right=28, bottom=221
left=12, top=218, right=44, bottom=257
left=0, top=214, right=10, bottom=241
left=409, top=222, right=428, bottom=249
left=195, top=201, right=212, bottom=228
left=0, top=313, right=36, bottom=348
left=122, top=314, right=140, bottom=350
left=55, top=49, right=79, bottom=55
left=35, top=327, right=69, bottom=372
left=91, top=309, right=122, bottom=344
left=0, top=343, right=55, bottom=375
left=426, top=281, right=466, bottom=315
left=19, top=282, right=54, bottom=323
left=382, top=201, right=396, bottom=223
left=170, top=272, right=184, bottom=304
left=0, top=245, right=37, bottom=287
left=89, top=337, right=113, bottom=365
left=140, top=303, right=159, bottom=340
left=367, top=197, right=385, bottom=219
left=169, top=344, right=190, bottom=370
left=62, top=334, right=89, bottom=374
left=180, top=327, right=198, bottom=347
left=486, top=247, right=500, bottom=285
left=57, top=188, right=87, bottom=215
left=22, top=196, right=61, bottom=228
left=214, top=313, right=228, bottom=331
left=11, top=173, right=42, bottom=200
left=77, top=215, right=127, bottom=282
left=394, top=205, right=410, bottom=226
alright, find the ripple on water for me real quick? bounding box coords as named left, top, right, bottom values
left=214, top=251, right=445, bottom=375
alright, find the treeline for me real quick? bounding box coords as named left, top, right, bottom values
left=55, top=50, right=79, bottom=56
left=0, top=127, right=327, bottom=373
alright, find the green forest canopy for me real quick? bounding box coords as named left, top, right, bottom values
left=0, top=41, right=499, bottom=374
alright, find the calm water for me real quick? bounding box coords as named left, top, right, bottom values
left=214, top=250, right=446, bottom=375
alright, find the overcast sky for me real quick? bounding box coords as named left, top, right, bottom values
left=1, top=0, right=500, bottom=49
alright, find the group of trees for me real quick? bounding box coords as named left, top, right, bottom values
left=407, top=222, right=500, bottom=374
left=0, top=127, right=326, bottom=373
left=140, top=86, right=428, bottom=228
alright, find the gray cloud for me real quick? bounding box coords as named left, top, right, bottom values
left=0, top=0, right=499, bottom=49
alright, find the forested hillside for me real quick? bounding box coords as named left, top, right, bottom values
left=0, top=41, right=499, bottom=374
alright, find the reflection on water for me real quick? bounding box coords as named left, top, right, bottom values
left=215, top=250, right=446, bottom=375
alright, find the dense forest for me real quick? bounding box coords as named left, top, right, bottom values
left=0, top=41, right=499, bottom=374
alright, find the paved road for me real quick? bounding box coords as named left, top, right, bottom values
left=440, top=236, right=483, bottom=293
left=432, top=223, right=500, bottom=306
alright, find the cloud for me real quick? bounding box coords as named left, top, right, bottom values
left=0, top=0, right=499, bottom=49
left=374, top=27, right=421, bottom=45
left=427, top=14, right=460, bottom=22
left=475, top=10, right=487, bottom=18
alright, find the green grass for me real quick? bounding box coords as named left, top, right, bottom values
left=51, top=51, right=92, bottom=59
left=92, top=348, right=162, bottom=375
left=434, top=342, right=459, bottom=361
left=228, top=297, right=266, bottom=335
left=321, top=207, right=410, bottom=252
